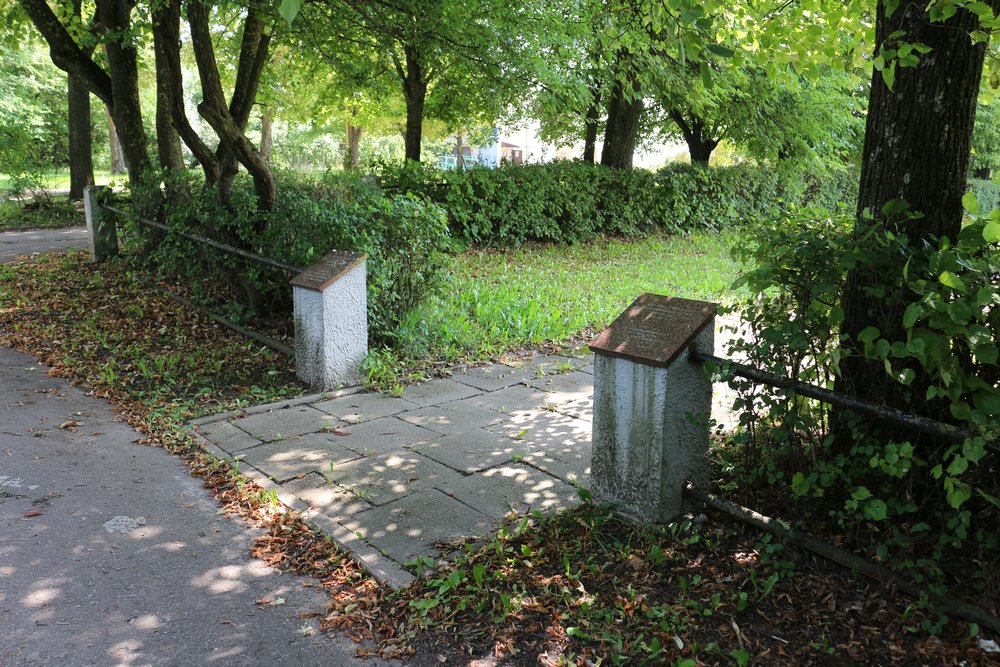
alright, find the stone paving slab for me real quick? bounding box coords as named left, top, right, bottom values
left=438, top=463, right=580, bottom=517
left=448, top=363, right=530, bottom=392
left=320, top=451, right=465, bottom=506
left=231, top=404, right=332, bottom=442
left=332, top=416, right=442, bottom=455
left=312, top=392, right=419, bottom=424
left=397, top=401, right=504, bottom=435
left=409, top=429, right=522, bottom=473
left=398, top=378, right=480, bottom=406
left=193, top=322, right=741, bottom=588
left=340, top=489, right=494, bottom=564
left=238, top=433, right=363, bottom=482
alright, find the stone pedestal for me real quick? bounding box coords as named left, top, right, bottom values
left=291, top=251, right=368, bottom=390
left=589, top=294, right=716, bottom=523
left=83, top=185, right=117, bottom=261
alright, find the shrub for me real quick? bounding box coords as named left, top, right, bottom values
left=126, top=170, right=451, bottom=345
left=967, top=177, right=1000, bottom=214
left=375, top=160, right=857, bottom=247
left=724, top=203, right=999, bottom=612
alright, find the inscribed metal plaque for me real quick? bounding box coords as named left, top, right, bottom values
left=589, top=294, right=717, bottom=367
left=291, top=250, right=367, bottom=292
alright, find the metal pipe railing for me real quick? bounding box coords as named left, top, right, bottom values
left=689, top=349, right=976, bottom=444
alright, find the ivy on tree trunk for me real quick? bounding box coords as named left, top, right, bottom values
left=835, top=0, right=997, bottom=443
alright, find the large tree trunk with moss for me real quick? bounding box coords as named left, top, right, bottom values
left=188, top=0, right=275, bottom=213
left=152, top=13, right=184, bottom=175
left=601, top=72, right=642, bottom=169
left=151, top=0, right=220, bottom=185
left=835, top=1, right=995, bottom=444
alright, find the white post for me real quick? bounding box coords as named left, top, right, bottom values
left=589, top=294, right=716, bottom=523
left=291, top=251, right=368, bottom=390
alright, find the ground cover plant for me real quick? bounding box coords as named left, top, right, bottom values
left=0, top=199, right=84, bottom=232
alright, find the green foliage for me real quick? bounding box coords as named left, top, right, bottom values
left=967, top=178, right=1000, bottom=214
left=376, top=160, right=856, bottom=247
left=129, top=170, right=451, bottom=345
left=724, top=204, right=999, bottom=610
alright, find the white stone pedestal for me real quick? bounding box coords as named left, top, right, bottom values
left=590, top=294, right=716, bottom=523
left=291, top=251, right=368, bottom=390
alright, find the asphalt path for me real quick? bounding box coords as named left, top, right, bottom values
left=0, top=230, right=383, bottom=666
left=0, top=227, right=90, bottom=262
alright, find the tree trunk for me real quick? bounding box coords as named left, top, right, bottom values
left=96, top=0, right=149, bottom=186
left=66, top=0, right=93, bottom=201
left=400, top=45, right=427, bottom=164
left=260, top=107, right=273, bottom=164
left=583, top=91, right=601, bottom=163
left=107, top=108, right=125, bottom=174
left=455, top=133, right=465, bottom=170
left=151, top=0, right=220, bottom=185
left=346, top=122, right=362, bottom=170
left=835, top=1, right=995, bottom=443
left=152, top=12, right=184, bottom=175
left=669, top=110, right=718, bottom=167
left=188, top=0, right=275, bottom=213
left=67, top=76, right=93, bottom=200
left=601, top=73, right=642, bottom=169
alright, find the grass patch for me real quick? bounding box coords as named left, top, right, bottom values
left=0, top=168, right=116, bottom=193
left=366, top=231, right=741, bottom=388
left=0, top=199, right=85, bottom=232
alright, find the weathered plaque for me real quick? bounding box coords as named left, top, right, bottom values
left=590, top=294, right=717, bottom=368
left=291, top=250, right=367, bottom=292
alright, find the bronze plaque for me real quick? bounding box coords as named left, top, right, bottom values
left=291, top=250, right=367, bottom=292
left=590, top=294, right=717, bottom=368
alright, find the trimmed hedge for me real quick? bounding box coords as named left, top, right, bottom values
left=376, top=160, right=859, bottom=246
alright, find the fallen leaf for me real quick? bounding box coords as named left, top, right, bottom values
left=23, top=510, right=43, bottom=518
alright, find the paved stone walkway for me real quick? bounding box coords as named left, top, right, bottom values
left=195, top=332, right=738, bottom=588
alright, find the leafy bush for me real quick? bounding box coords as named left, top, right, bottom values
left=127, top=170, right=451, bottom=345
left=376, top=160, right=857, bottom=246
left=724, top=203, right=999, bottom=612
left=967, top=177, right=1000, bottom=215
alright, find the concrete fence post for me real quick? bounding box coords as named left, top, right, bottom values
left=589, top=294, right=717, bottom=523
left=291, top=250, right=368, bottom=390
left=83, top=185, right=118, bottom=261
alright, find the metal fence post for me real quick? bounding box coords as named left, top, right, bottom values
left=83, top=185, right=117, bottom=261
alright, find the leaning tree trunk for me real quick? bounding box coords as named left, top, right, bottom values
left=400, top=45, right=427, bottom=164
left=601, top=73, right=642, bottom=169
left=96, top=0, right=149, bottom=186
left=835, top=0, right=995, bottom=445
left=152, top=15, right=184, bottom=175
left=67, top=73, right=93, bottom=199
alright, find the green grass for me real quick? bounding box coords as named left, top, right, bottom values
left=366, top=231, right=742, bottom=385
left=0, top=168, right=117, bottom=192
